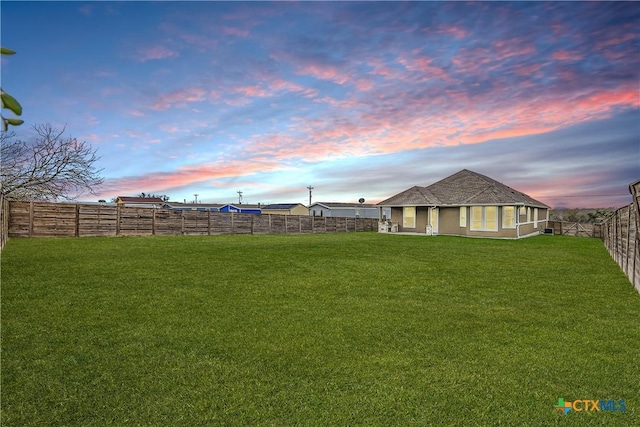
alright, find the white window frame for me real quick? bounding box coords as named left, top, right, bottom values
left=430, top=207, right=439, bottom=233
left=502, top=206, right=516, bottom=229
left=403, top=206, right=416, bottom=228
left=459, top=207, right=467, bottom=227
left=470, top=206, right=498, bottom=231
left=485, top=206, right=498, bottom=231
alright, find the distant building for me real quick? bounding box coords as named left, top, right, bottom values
left=219, top=204, right=262, bottom=214
left=309, top=202, right=381, bottom=218
left=163, top=202, right=223, bottom=212
left=115, top=196, right=165, bottom=208
left=260, top=203, right=309, bottom=216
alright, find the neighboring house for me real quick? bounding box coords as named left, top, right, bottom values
left=115, top=196, right=166, bottom=208
left=219, top=204, right=262, bottom=214
left=309, top=202, right=382, bottom=218
left=163, top=202, right=223, bottom=212
left=260, top=203, right=309, bottom=216
left=377, top=169, right=550, bottom=238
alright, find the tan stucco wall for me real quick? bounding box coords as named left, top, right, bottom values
left=437, top=207, right=459, bottom=234
left=390, top=206, right=428, bottom=232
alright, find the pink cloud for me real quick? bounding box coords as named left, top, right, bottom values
left=397, top=55, right=453, bottom=82
left=434, top=25, right=469, bottom=40
left=234, top=84, right=269, bottom=97
left=297, top=63, right=351, bottom=85
left=97, top=158, right=284, bottom=197
left=223, top=26, right=250, bottom=37
left=451, top=47, right=494, bottom=74
left=595, top=31, right=637, bottom=49
left=129, top=109, right=146, bottom=117
left=152, top=87, right=207, bottom=110
left=136, top=45, right=180, bottom=62
left=492, top=39, right=537, bottom=61
left=512, top=63, right=543, bottom=76
left=552, top=50, right=584, bottom=61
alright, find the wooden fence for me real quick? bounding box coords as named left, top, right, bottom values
left=6, top=201, right=378, bottom=238
left=547, top=221, right=602, bottom=238
left=601, top=179, right=640, bottom=293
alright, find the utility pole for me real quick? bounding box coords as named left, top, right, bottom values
left=237, top=190, right=243, bottom=205
left=307, top=185, right=314, bottom=207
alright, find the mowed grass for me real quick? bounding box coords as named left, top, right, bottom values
left=1, top=233, right=638, bottom=426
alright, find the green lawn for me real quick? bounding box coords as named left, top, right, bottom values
left=1, top=233, right=638, bottom=426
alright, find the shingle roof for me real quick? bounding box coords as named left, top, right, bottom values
left=378, top=169, right=549, bottom=208
left=313, top=202, right=378, bottom=208
left=117, top=196, right=165, bottom=204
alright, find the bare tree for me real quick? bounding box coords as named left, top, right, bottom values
left=1, top=124, right=103, bottom=201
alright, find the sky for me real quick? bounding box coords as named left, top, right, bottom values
left=1, top=1, right=639, bottom=208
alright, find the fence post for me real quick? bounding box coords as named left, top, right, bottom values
left=28, top=201, right=34, bottom=237
left=75, top=203, right=80, bottom=237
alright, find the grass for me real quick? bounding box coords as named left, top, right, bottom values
left=1, top=233, right=639, bottom=426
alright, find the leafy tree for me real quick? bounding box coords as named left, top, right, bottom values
left=1, top=47, right=24, bottom=131
left=587, top=209, right=614, bottom=223
left=138, top=192, right=170, bottom=201
left=0, top=124, right=103, bottom=200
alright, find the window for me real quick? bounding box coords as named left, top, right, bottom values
left=485, top=206, right=497, bottom=231
left=470, top=206, right=498, bottom=231
left=403, top=206, right=416, bottom=228
left=471, top=206, right=483, bottom=230
left=502, top=206, right=516, bottom=229
left=459, top=207, right=467, bottom=227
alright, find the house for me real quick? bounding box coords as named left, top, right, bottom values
left=260, top=203, right=309, bottom=216
left=309, top=202, right=382, bottom=218
left=115, top=196, right=166, bottom=208
left=163, top=202, right=223, bottom=212
left=377, top=169, right=549, bottom=238
left=219, top=204, right=262, bottom=214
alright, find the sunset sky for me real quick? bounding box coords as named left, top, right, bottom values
left=2, top=1, right=638, bottom=208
